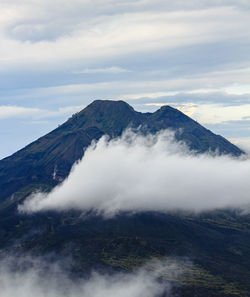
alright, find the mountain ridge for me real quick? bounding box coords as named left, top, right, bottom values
left=0, top=100, right=243, bottom=204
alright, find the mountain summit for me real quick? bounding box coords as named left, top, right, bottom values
left=0, top=100, right=243, bottom=203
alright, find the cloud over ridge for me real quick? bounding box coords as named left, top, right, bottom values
left=19, top=130, right=250, bottom=216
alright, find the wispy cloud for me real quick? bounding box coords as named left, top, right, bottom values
left=73, top=67, right=130, bottom=74
left=0, top=106, right=41, bottom=119
left=0, top=254, right=186, bottom=297
left=0, top=105, right=84, bottom=120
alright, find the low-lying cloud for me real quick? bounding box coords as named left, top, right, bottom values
left=0, top=255, right=185, bottom=297
left=19, top=130, right=250, bottom=216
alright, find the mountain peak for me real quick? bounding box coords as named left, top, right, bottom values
left=0, top=99, right=244, bottom=203
left=153, top=104, right=188, bottom=118
left=71, top=99, right=141, bottom=135
left=158, top=105, right=174, bottom=111
left=82, top=99, right=135, bottom=114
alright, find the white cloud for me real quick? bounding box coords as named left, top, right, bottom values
left=0, top=1, right=249, bottom=115
left=73, top=66, right=130, bottom=74
left=171, top=103, right=250, bottom=125
left=0, top=105, right=84, bottom=120
left=0, top=255, right=185, bottom=297
left=0, top=4, right=249, bottom=68
left=10, top=66, right=250, bottom=105
left=19, top=130, right=250, bottom=216
left=0, top=106, right=41, bottom=119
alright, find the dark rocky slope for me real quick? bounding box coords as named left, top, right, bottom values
left=0, top=100, right=243, bottom=203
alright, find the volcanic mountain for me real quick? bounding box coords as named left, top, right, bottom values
left=0, top=100, right=243, bottom=204
left=0, top=100, right=250, bottom=297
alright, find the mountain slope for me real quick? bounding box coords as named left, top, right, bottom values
left=0, top=100, right=243, bottom=203
left=0, top=100, right=250, bottom=297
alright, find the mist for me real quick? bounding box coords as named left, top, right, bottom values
left=19, top=130, right=250, bottom=216
left=0, top=255, right=185, bottom=297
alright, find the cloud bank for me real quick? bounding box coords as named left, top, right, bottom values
left=0, top=255, right=184, bottom=297
left=19, top=130, right=250, bottom=216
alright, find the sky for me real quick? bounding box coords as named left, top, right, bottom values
left=0, top=0, right=250, bottom=159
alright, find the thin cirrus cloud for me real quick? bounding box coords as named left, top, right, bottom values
left=19, top=130, right=250, bottom=217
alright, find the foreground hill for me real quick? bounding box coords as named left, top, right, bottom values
left=0, top=100, right=243, bottom=203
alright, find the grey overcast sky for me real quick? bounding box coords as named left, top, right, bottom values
left=0, top=0, right=250, bottom=158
